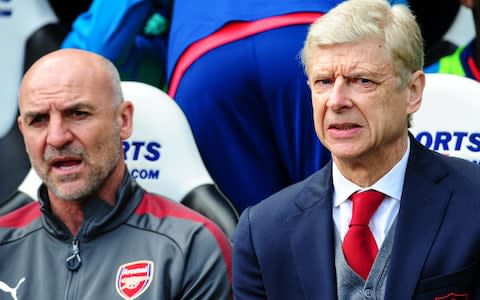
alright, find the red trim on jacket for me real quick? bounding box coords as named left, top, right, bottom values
left=467, top=56, right=480, bottom=81
left=135, top=192, right=232, bottom=282
left=168, top=12, right=323, bottom=97
left=0, top=202, right=41, bottom=228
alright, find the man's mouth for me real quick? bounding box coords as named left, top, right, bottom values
left=50, top=157, right=82, bottom=169
left=329, top=123, right=360, bottom=130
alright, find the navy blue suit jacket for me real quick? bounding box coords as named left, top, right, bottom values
left=233, top=136, right=480, bottom=299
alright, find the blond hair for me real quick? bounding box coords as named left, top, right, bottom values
left=301, top=0, right=423, bottom=89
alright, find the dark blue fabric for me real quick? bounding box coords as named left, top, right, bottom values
left=166, top=0, right=343, bottom=79
left=167, top=0, right=408, bottom=79
left=174, top=25, right=331, bottom=212
left=458, top=40, right=476, bottom=80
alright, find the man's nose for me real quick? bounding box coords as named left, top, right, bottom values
left=327, top=77, right=353, bottom=111
left=46, top=118, right=73, bottom=148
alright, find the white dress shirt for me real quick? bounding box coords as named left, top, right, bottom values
left=332, top=139, right=410, bottom=248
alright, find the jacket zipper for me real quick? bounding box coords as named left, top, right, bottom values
left=65, top=239, right=82, bottom=299
left=66, top=239, right=82, bottom=271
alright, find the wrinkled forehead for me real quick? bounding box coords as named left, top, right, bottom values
left=308, top=41, right=395, bottom=74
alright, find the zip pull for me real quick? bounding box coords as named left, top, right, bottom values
left=65, top=239, right=82, bottom=271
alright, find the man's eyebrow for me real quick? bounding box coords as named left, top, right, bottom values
left=22, top=110, right=45, bottom=122
left=346, top=68, right=384, bottom=77
left=347, top=71, right=394, bottom=83
left=63, top=102, right=95, bottom=112
left=21, top=102, right=95, bottom=119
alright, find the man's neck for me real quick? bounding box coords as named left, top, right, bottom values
left=333, top=136, right=409, bottom=187
left=49, top=195, right=85, bottom=236
left=45, top=163, right=126, bottom=235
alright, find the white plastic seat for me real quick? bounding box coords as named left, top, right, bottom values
left=122, top=81, right=215, bottom=201
left=410, top=73, right=480, bottom=164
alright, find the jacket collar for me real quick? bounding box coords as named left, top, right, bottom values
left=288, top=163, right=338, bottom=299
left=385, top=134, right=451, bottom=299
left=39, top=170, right=144, bottom=241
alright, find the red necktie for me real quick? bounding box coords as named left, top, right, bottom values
left=342, top=190, right=384, bottom=280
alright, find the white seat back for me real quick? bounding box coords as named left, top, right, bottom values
left=121, top=81, right=214, bottom=202
left=17, top=168, right=42, bottom=200
left=410, top=73, right=480, bottom=164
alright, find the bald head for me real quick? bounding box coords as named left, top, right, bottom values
left=19, top=49, right=123, bottom=112
left=17, top=48, right=134, bottom=205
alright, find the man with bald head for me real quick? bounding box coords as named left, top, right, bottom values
left=0, top=49, right=232, bottom=299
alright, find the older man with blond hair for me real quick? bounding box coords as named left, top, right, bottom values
left=233, top=0, right=480, bottom=299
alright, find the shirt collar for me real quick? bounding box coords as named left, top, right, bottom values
left=333, top=138, right=410, bottom=207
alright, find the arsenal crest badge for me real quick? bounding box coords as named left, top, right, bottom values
left=435, top=292, right=469, bottom=300
left=116, top=260, right=154, bottom=300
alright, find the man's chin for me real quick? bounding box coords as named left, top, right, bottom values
left=47, top=181, right=90, bottom=202
left=330, top=148, right=363, bottom=160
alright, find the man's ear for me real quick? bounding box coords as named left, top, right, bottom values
left=118, top=101, right=134, bottom=140
left=17, top=115, right=24, bottom=135
left=406, top=70, right=425, bottom=115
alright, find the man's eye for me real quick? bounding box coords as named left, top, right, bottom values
left=351, top=77, right=375, bottom=88
left=313, top=78, right=332, bottom=88
left=318, top=79, right=332, bottom=85
left=355, top=77, right=373, bottom=84
left=29, top=115, right=48, bottom=126
left=70, top=110, right=89, bottom=118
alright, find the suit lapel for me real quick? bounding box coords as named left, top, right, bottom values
left=385, top=137, right=451, bottom=299
left=288, top=164, right=338, bottom=300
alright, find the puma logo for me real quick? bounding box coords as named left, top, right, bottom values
left=0, top=278, right=25, bottom=300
